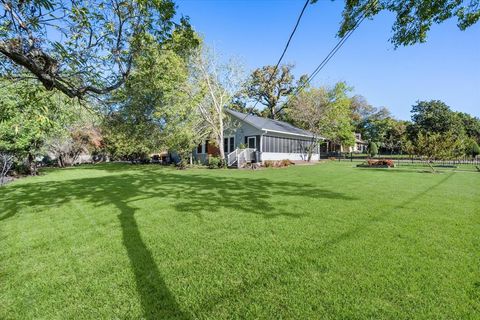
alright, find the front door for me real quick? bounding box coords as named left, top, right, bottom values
left=247, top=136, right=256, bottom=150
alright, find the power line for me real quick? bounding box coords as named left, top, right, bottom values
left=268, top=0, right=310, bottom=83
left=285, top=0, right=378, bottom=106
left=244, top=0, right=310, bottom=117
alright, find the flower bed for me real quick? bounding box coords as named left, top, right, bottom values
left=263, top=159, right=295, bottom=168
left=357, top=159, right=395, bottom=168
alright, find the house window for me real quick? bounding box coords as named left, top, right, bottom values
left=229, top=137, right=234, bottom=152
left=197, top=143, right=203, bottom=154
left=224, top=136, right=235, bottom=154
left=247, top=136, right=256, bottom=149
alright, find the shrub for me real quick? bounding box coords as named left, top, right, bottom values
left=139, top=157, right=150, bottom=164
left=238, top=143, right=247, bottom=149
left=175, top=158, right=189, bottom=170
left=40, top=155, right=55, bottom=167
left=12, top=161, right=31, bottom=175
left=366, top=159, right=395, bottom=167
left=208, top=156, right=222, bottom=169
left=279, top=159, right=295, bottom=167
left=470, top=141, right=480, bottom=157
left=263, top=159, right=294, bottom=168
left=368, top=141, right=378, bottom=157
left=263, top=160, right=274, bottom=168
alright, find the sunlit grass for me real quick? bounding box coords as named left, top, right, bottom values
left=1, top=162, right=479, bottom=319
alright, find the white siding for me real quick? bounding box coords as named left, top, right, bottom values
left=260, top=152, right=320, bottom=161
left=226, top=115, right=263, bottom=148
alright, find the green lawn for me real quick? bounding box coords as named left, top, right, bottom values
left=1, top=163, right=479, bottom=319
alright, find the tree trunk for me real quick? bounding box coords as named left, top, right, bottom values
left=218, top=134, right=225, bottom=160
left=269, top=104, right=276, bottom=120
left=27, top=153, right=37, bottom=176
left=218, top=117, right=225, bottom=162
left=307, top=137, right=316, bottom=162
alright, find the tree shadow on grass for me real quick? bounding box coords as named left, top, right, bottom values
left=0, top=166, right=356, bottom=318
left=191, top=172, right=456, bottom=314
left=116, top=200, right=188, bottom=319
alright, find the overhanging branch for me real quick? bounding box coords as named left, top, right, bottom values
left=0, top=41, right=128, bottom=99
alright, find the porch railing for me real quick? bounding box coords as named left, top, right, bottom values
left=227, top=149, right=238, bottom=167
left=237, top=148, right=255, bottom=168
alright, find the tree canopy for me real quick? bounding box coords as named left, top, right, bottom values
left=244, top=64, right=307, bottom=120
left=0, top=77, right=94, bottom=172
left=102, top=37, right=199, bottom=161
left=0, top=0, right=198, bottom=98
left=317, top=0, right=480, bottom=47
left=289, top=82, right=355, bottom=149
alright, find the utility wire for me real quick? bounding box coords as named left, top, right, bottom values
left=267, top=0, right=310, bottom=85
left=242, top=0, right=310, bottom=119
left=285, top=0, right=378, bottom=106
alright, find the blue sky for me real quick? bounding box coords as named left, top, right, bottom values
left=177, top=0, right=480, bottom=120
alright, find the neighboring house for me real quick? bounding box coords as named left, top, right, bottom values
left=350, top=133, right=368, bottom=153
left=194, top=109, right=324, bottom=167
left=321, top=133, right=367, bottom=154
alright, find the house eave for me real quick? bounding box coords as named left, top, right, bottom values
left=225, top=109, right=325, bottom=140
left=262, top=128, right=325, bottom=140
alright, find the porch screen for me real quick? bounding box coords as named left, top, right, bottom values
left=262, top=135, right=317, bottom=154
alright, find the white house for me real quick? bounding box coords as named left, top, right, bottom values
left=194, top=109, right=324, bottom=167
left=350, top=133, right=368, bottom=153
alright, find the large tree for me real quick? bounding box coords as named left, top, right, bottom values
left=322, top=0, right=480, bottom=47
left=0, top=78, right=82, bottom=173
left=457, top=112, right=480, bottom=143
left=46, top=124, right=103, bottom=167
left=409, top=100, right=463, bottom=136
left=350, top=94, right=376, bottom=130
left=0, top=0, right=197, bottom=99
left=245, top=64, right=307, bottom=120
left=192, top=47, right=244, bottom=162
left=103, top=37, right=196, bottom=162
left=289, top=82, right=355, bottom=158
left=414, top=130, right=465, bottom=172
left=382, top=119, right=408, bottom=154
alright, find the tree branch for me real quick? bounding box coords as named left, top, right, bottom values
left=0, top=40, right=127, bottom=98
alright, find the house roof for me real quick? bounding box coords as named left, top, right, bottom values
left=226, top=109, right=323, bottom=139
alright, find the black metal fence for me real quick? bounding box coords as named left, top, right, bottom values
left=320, top=153, right=480, bottom=166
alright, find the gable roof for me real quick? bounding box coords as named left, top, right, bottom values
left=226, top=109, right=323, bottom=139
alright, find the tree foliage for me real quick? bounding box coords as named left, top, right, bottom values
left=102, top=37, right=202, bottom=163
left=47, top=125, right=103, bottom=167
left=0, top=79, right=70, bottom=155
left=0, top=0, right=198, bottom=98
left=245, top=64, right=307, bottom=120
left=368, top=141, right=378, bottom=157
left=457, top=112, right=480, bottom=142
left=410, top=100, right=463, bottom=135
left=0, top=152, right=14, bottom=185
left=321, top=0, right=480, bottom=47
left=467, top=139, right=480, bottom=157
left=414, top=131, right=465, bottom=172
left=0, top=78, right=91, bottom=172
left=192, top=46, right=244, bottom=161
left=289, top=82, right=355, bottom=155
